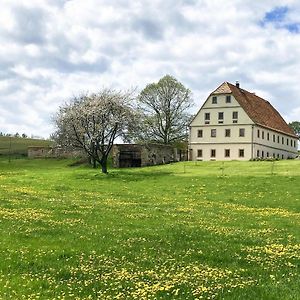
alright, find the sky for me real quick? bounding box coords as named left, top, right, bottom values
left=1, top=0, right=300, bottom=138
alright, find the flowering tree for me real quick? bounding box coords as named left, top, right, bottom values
left=52, top=89, right=135, bottom=173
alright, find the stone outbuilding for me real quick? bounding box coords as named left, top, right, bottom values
left=112, top=143, right=181, bottom=168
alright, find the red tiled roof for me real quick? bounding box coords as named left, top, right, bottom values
left=212, top=82, right=297, bottom=138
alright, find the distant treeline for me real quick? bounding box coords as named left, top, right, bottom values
left=0, top=132, right=46, bottom=140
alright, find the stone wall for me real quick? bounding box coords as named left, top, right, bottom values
left=112, top=144, right=179, bottom=168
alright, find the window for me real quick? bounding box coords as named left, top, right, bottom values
left=226, top=95, right=231, bottom=103
left=257, top=150, right=260, bottom=157
left=211, top=149, right=216, bottom=157
left=218, top=112, right=224, bottom=120
left=277, top=154, right=279, bottom=159
left=232, top=111, right=238, bottom=119
left=197, top=149, right=203, bottom=157
left=239, top=128, right=245, bottom=137
left=225, top=149, right=230, bottom=157
left=282, top=137, right=284, bottom=144
left=225, top=129, right=231, bottom=137
left=262, top=131, right=264, bottom=139
left=267, top=152, right=269, bottom=157
left=286, top=138, right=289, bottom=146
left=205, top=113, right=210, bottom=120
left=277, top=136, right=279, bottom=143
left=212, top=96, right=217, bottom=104
left=257, top=129, right=260, bottom=138
left=211, top=129, right=216, bottom=137
left=273, top=134, right=275, bottom=142
left=290, top=140, right=293, bottom=147
left=262, top=151, right=264, bottom=158
left=282, top=154, right=284, bottom=159
left=239, top=149, right=244, bottom=157
left=294, top=140, right=296, bottom=148
left=267, top=133, right=270, bottom=140
left=197, top=130, right=203, bottom=138
left=273, top=153, right=275, bottom=158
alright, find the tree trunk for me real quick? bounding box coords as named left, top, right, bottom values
left=101, top=157, right=108, bottom=174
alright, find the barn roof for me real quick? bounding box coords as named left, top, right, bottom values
left=212, top=82, right=297, bottom=138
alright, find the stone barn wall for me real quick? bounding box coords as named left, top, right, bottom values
left=28, top=146, right=85, bottom=158
left=112, top=144, right=179, bottom=168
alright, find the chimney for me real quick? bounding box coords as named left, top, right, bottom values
left=235, top=81, right=240, bottom=88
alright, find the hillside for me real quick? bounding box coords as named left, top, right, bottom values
left=0, top=136, right=53, bottom=156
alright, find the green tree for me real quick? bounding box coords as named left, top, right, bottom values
left=136, top=75, right=193, bottom=144
left=289, top=121, right=300, bottom=139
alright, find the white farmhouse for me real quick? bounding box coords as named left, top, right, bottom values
left=189, top=82, right=298, bottom=161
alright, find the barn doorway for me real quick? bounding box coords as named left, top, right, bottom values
left=119, top=150, right=141, bottom=167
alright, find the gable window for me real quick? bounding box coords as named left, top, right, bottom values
left=212, top=96, right=217, bottom=104
left=225, top=129, right=231, bottom=137
left=232, top=111, right=238, bottom=119
left=205, top=112, right=210, bottom=124
left=257, top=129, right=260, bottom=138
left=211, top=129, right=216, bottom=137
left=226, top=95, right=231, bottom=103
left=197, top=130, right=203, bottom=138
left=218, top=112, right=224, bottom=123
left=239, top=149, right=244, bottom=157
left=197, top=149, right=203, bottom=157
left=225, top=149, right=230, bottom=157
left=239, top=128, right=245, bottom=137
left=211, top=149, right=216, bottom=158
left=262, top=131, right=264, bottom=139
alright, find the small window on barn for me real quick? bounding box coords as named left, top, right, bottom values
left=211, top=149, right=216, bottom=157
left=239, top=149, right=244, bottom=157
left=232, top=111, right=238, bottom=120
left=262, top=131, right=265, bottom=139
left=257, top=150, right=260, bottom=157
left=239, top=128, right=245, bottom=137
left=211, top=129, right=216, bottom=137
left=267, top=133, right=270, bottom=140
left=225, top=149, right=230, bottom=157
left=257, top=130, right=260, bottom=138
left=225, top=129, right=231, bottom=137
left=277, top=136, right=280, bottom=143
left=273, top=134, right=275, bottom=142
left=226, top=95, right=231, bottom=103
left=282, top=137, right=284, bottom=144
left=212, top=96, right=217, bottom=104
left=197, top=149, right=203, bottom=157
left=197, top=130, right=203, bottom=138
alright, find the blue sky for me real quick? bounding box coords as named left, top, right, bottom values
left=0, top=0, right=300, bottom=138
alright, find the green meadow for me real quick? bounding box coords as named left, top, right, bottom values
left=0, top=158, right=300, bottom=299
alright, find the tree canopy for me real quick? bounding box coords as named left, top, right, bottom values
left=135, top=75, right=193, bottom=144
left=52, top=89, right=135, bottom=173
left=289, top=121, right=300, bottom=138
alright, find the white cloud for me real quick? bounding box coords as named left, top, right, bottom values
left=0, top=0, right=300, bottom=137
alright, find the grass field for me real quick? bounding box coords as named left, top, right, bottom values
left=0, top=136, right=52, bottom=156
left=0, top=158, right=300, bottom=299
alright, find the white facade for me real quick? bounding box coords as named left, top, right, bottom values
left=189, top=86, right=298, bottom=161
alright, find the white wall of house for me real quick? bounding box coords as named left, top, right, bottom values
left=189, top=93, right=298, bottom=161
